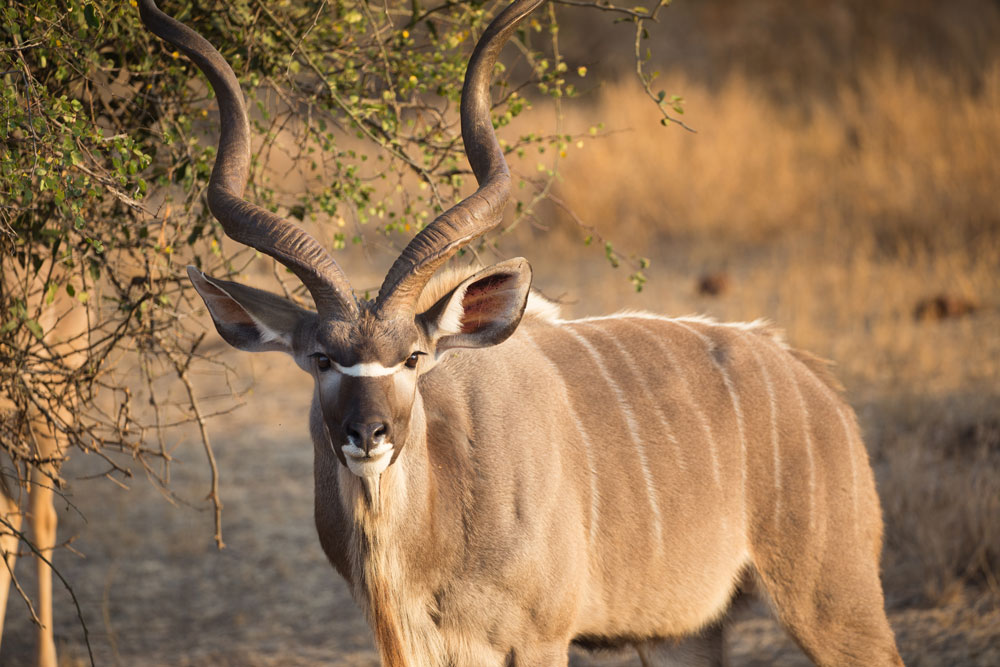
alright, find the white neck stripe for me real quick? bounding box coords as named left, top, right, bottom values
left=333, top=361, right=400, bottom=377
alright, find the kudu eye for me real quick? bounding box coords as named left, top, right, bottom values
left=314, top=354, right=332, bottom=372
left=404, top=352, right=423, bottom=369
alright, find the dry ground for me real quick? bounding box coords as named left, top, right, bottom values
left=3, top=2, right=1000, bottom=662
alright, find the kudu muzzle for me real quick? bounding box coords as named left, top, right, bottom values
left=321, top=374, right=401, bottom=477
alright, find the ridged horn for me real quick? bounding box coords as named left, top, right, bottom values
left=374, top=0, right=547, bottom=318
left=138, top=0, right=358, bottom=320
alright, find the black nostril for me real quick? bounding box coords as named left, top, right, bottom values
left=344, top=421, right=391, bottom=452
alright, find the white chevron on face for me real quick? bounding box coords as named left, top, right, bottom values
left=333, top=361, right=401, bottom=377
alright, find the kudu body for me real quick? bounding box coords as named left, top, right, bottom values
left=140, top=0, right=903, bottom=664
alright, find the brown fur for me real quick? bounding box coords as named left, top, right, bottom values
left=740, top=319, right=846, bottom=394
left=362, top=528, right=408, bottom=667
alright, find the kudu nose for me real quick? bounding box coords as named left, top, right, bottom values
left=345, top=421, right=391, bottom=454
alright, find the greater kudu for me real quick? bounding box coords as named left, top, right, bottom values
left=139, top=0, right=903, bottom=664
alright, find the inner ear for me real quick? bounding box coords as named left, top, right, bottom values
left=188, top=266, right=312, bottom=354
left=456, top=273, right=522, bottom=333
left=196, top=279, right=260, bottom=329
left=420, top=258, right=532, bottom=353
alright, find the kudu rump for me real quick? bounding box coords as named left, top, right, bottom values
left=139, top=0, right=902, bottom=664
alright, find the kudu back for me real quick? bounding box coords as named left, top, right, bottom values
left=139, top=1, right=903, bottom=664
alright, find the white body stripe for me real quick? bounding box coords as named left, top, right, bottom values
left=521, top=331, right=601, bottom=549
left=578, top=322, right=687, bottom=474
left=835, top=407, right=860, bottom=529
left=796, top=366, right=860, bottom=534
left=630, top=319, right=722, bottom=487
left=334, top=361, right=401, bottom=377
left=743, top=335, right=782, bottom=521
left=789, top=369, right=817, bottom=531
left=561, top=311, right=778, bottom=340
left=565, top=326, right=665, bottom=551
left=670, top=320, right=749, bottom=528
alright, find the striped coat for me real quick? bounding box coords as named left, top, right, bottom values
left=307, top=275, right=902, bottom=666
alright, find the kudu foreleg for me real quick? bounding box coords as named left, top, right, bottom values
left=28, top=419, right=60, bottom=667
left=0, top=489, right=24, bottom=654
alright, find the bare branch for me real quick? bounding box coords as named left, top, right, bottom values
left=165, top=346, right=225, bottom=550
left=554, top=0, right=660, bottom=20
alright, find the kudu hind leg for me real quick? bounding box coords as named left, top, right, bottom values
left=28, top=420, right=60, bottom=667
left=754, top=550, right=901, bottom=666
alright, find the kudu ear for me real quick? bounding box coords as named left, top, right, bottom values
left=187, top=266, right=312, bottom=354
left=419, top=258, right=532, bottom=355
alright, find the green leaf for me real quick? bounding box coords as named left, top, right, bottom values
left=24, top=318, right=43, bottom=339
left=84, top=3, right=99, bottom=29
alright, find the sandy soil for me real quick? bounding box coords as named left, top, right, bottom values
left=2, top=348, right=997, bottom=667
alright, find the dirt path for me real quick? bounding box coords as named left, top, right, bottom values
left=1, top=353, right=996, bottom=666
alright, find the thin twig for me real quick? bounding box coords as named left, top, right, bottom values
left=501, top=2, right=567, bottom=234
left=166, top=349, right=225, bottom=549
left=0, top=514, right=95, bottom=667
left=629, top=2, right=697, bottom=132
left=250, top=0, right=446, bottom=209
left=554, top=0, right=660, bottom=20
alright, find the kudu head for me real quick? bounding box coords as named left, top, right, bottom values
left=138, top=0, right=543, bottom=489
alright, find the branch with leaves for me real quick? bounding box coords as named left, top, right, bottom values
left=1, top=0, right=681, bottom=649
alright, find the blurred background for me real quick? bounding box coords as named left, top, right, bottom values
left=2, top=0, right=998, bottom=664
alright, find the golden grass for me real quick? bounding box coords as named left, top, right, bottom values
left=554, top=61, right=999, bottom=241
